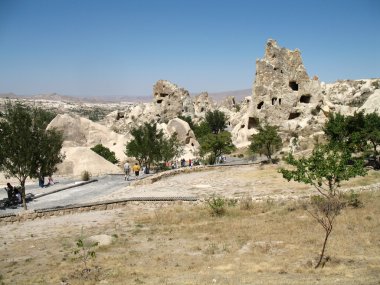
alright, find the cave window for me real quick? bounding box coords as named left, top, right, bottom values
left=157, top=99, right=163, bottom=104
left=300, top=94, right=311, bottom=103
left=272, top=97, right=277, bottom=105
left=274, top=67, right=278, bottom=71
left=160, top=93, right=169, bottom=97
left=289, top=81, right=299, bottom=91
left=288, top=112, right=301, bottom=120
left=232, top=98, right=236, bottom=105
left=280, top=70, right=283, bottom=74
left=191, top=143, right=194, bottom=146
left=200, top=107, right=204, bottom=112
left=257, top=101, right=264, bottom=109
left=248, top=117, right=259, bottom=129
left=279, top=98, right=282, bottom=105
left=241, top=124, right=245, bottom=129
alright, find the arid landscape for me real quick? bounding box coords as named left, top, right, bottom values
left=1, top=2, right=379, bottom=284
left=1, top=165, right=380, bottom=285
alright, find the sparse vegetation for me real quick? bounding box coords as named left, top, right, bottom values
left=280, top=142, right=367, bottom=268
left=91, top=144, right=119, bottom=164
left=81, top=170, right=92, bottom=181
left=207, top=195, right=226, bottom=216
left=1, top=190, right=380, bottom=284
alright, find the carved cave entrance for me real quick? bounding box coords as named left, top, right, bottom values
left=248, top=117, right=259, bottom=129
left=300, top=94, right=311, bottom=103
left=289, top=81, right=299, bottom=91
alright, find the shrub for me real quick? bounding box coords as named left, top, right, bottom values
left=207, top=196, right=226, bottom=216
left=344, top=191, right=363, bottom=208
left=81, top=170, right=92, bottom=181
left=240, top=195, right=253, bottom=210
left=91, top=144, right=119, bottom=164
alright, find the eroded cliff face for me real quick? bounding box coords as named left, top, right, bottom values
left=103, top=39, right=379, bottom=151
left=231, top=39, right=380, bottom=149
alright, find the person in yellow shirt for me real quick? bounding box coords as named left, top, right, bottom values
left=132, top=163, right=141, bottom=176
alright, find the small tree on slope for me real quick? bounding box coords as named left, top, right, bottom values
left=279, top=143, right=367, bottom=268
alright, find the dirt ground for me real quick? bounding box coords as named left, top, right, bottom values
left=1, top=165, right=380, bottom=284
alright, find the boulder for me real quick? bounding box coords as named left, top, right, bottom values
left=47, top=114, right=127, bottom=161
left=56, top=147, right=121, bottom=177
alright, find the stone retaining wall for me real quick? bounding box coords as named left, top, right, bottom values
left=0, top=198, right=197, bottom=225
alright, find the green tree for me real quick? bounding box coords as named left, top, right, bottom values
left=205, top=110, right=227, bottom=134
left=364, top=112, right=380, bottom=156
left=126, top=122, right=183, bottom=168
left=91, top=144, right=119, bottom=164
left=249, top=124, right=282, bottom=163
left=324, top=111, right=372, bottom=152
left=193, top=121, right=212, bottom=139
left=199, top=131, right=235, bottom=164
left=279, top=143, right=367, bottom=268
left=160, top=133, right=184, bottom=164
left=0, top=102, right=65, bottom=209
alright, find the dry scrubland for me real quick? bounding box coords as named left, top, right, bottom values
left=1, top=167, right=380, bottom=285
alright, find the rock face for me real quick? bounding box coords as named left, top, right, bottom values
left=193, top=92, right=214, bottom=120
left=47, top=114, right=128, bottom=161
left=153, top=80, right=194, bottom=123
left=250, top=39, right=323, bottom=127
left=231, top=40, right=380, bottom=148
left=56, top=147, right=121, bottom=176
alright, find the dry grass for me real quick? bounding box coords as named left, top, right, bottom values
left=1, top=190, right=379, bottom=285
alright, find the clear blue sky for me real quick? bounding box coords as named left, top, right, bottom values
left=0, top=0, right=379, bottom=97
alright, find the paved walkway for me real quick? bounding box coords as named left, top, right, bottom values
left=0, top=173, right=152, bottom=215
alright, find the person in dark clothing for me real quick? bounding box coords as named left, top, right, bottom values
left=5, top=183, right=14, bottom=200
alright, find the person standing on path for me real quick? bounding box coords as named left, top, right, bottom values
left=124, top=162, right=130, bottom=180
left=132, top=163, right=141, bottom=177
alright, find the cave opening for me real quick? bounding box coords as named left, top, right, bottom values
left=257, top=101, right=264, bottom=109
left=289, top=81, right=299, bottom=91
left=248, top=117, right=259, bottom=129
left=300, top=94, right=311, bottom=103
left=288, top=112, right=301, bottom=120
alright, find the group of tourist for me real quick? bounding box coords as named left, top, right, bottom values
left=123, top=162, right=146, bottom=181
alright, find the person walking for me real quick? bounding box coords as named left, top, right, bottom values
left=124, top=162, right=130, bottom=181
left=132, top=162, right=141, bottom=177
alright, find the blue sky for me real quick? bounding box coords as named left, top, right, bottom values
left=0, top=0, right=379, bottom=97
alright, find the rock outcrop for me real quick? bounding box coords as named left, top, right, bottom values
left=47, top=114, right=128, bottom=161
left=153, top=80, right=194, bottom=122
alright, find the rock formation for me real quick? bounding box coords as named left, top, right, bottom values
left=231, top=39, right=380, bottom=148
left=47, top=114, right=128, bottom=161
left=153, top=80, right=194, bottom=122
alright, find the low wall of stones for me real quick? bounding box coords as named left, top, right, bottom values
left=131, top=162, right=257, bottom=186
left=0, top=197, right=197, bottom=225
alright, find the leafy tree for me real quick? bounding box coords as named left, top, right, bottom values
left=199, top=131, right=235, bottom=164
left=323, top=113, right=348, bottom=145
left=0, top=102, right=65, bottom=209
left=126, top=122, right=183, bottom=168
left=249, top=124, right=282, bottom=163
left=160, top=133, right=183, bottom=163
left=91, top=144, right=119, bottom=164
left=279, top=143, right=367, bottom=268
left=193, top=121, right=212, bottom=139
left=364, top=112, right=380, bottom=156
left=205, top=110, right=227, bottom=134
left=324, top=111, right=369, bottom=153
